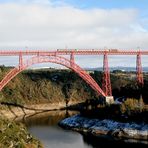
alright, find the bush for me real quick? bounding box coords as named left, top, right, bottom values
left=120, top=97, right=144, bottom=114
left=0, top=118, right=43, bottom=147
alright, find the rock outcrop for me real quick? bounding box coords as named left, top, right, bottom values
left=59, top=114, right=148, bottom=144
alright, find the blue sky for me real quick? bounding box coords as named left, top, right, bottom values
left=62, top=0, right=148, bottom=21
left=0, top=0, right=148, bottom=11
left=0, top=0, right=148, bottom=9
left=1, top=0, right=148, bottom=9
left=61, top=0, right=148, bottom=9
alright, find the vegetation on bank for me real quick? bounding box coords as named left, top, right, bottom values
left=80, top=97, right=148, bottom=123
left=0, top=118, right=43, bottom=148
left=0, top=66, right=148, bottom=106
left=0, top=66, right=148, bottom=146
left=0, top=66, right=98, bottom=105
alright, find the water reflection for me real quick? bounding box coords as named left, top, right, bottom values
left=29, top=126, right=91, bottom=148
left=22, top=110, right=91, bottom=148
left=21, top=110, right=77, bottom=126
left=82, top=134, right=148, bottom=148
left=21, top=110, right=147, bottom=148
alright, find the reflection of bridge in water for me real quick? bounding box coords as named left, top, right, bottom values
left=0, top=49, right=146, bottom=102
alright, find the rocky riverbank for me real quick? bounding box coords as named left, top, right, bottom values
left=0, top=102, right=71, bottom=147
left=59, top=114, right=148, bottom=144
left=0, top=102, right=70, bottom=120
left=0, top=102, right=69, bottom=148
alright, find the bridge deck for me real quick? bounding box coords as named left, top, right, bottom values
left=0, top=49, right=148, bottom=56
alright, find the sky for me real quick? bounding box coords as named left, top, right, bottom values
left=0, top=0, right=148, bottom=49
left=0, top=0, right=148, bottom=67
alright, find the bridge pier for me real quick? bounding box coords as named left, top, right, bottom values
left=99, top=96, right=114, bottom=105
left=102, top=52, right=112, bottom=96
left=136, top=52, right=144, bottom=86
left=19, top=52, right=23, bottom=70
left=70, top=52, right=75, bottom=67
left=105, top=96, right=114, bottom=104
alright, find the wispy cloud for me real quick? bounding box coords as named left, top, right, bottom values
left=0, top=1, right=147, bottom=49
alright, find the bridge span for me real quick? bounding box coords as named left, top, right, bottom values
left=0, top=49, right=148, bottom=56
left=0, top=49, right=146, bottom=103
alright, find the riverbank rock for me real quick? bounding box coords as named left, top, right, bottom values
left=59, top=114, right=148, bottom=143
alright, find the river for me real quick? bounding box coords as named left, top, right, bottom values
left=20, top=110, right=147, bottom=148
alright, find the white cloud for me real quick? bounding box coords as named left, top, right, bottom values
left=0, top=2, right=147, bottom=50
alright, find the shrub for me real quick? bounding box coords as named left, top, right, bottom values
left=120, top=97, right=144, bottom=114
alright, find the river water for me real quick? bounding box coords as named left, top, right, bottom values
left=21, top=110, right=147, bottom=148
left=22, top=110, right=91, bottom=148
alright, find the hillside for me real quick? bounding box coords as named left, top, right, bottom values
left=0, top=66, right=98, bottom=105
left=0, top=66, right=148, bottom=106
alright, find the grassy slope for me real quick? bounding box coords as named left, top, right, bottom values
left=0, top=118, right=43, bottom=148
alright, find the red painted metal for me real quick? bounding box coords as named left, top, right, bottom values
left=19, top=52, right=23, bottom=70
left=0, top=55, right=106, bottom=97
left=0, top=49, right=148, bottom=56
left=70, top=52, right=75, bottom=67
left=0, top=49, right=147, bottom=96
left=102, top=53, right=112, bottom=96
left=136, top=52, right=144, bottom=86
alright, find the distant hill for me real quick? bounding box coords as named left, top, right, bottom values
left=85, top=67, right=148, bottom=72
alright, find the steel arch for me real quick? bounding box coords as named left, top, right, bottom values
left=0, top=55, right=106, bottom=97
